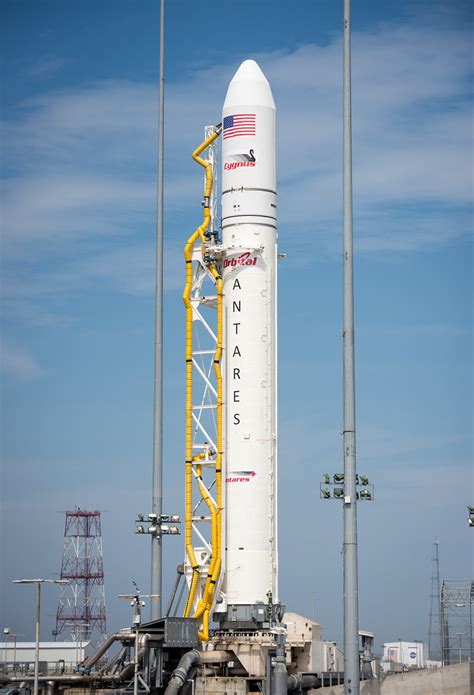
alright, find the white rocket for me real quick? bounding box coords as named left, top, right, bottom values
left=220, top=60, right=279, bottom=623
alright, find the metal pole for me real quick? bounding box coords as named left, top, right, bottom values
left=133, top=626, right=139, bottom=695
left=151, top=0, right=165, bottom=620
left=457, top=633, right=462, bottom=663
left=13, top=634, right=17, bottom=675
left=342, top=1, right=360, bottom=693
left=34, top=583, right=41, bottom=695
left=164, top=568, right=183, bottom=617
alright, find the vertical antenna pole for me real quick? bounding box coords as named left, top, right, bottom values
left=34, top=582, right=41, bottom=695
left=342, top=1, right=360, bottom=693
left=151, top=0, right=165, bottom=620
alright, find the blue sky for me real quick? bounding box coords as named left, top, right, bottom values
left=1, top=0, right=472, bottom=654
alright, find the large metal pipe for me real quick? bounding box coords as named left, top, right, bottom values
left=287, top=674, right=320, bottom=691
left=342, top=1, right=360, bottom=694
left=3, top=643, right=150, bottom=687
left=271, top=635, right=287, bottom=695
left=83, top=632, right=132, bottom=669
left=3, top=666, right=140, bottom=686
left=163, top=650, right=201, bottom=695
left=97, top=645, right=128, bottom=675
left=4, top=675, right=98, bottom=684
left=199, top=651, right=232, bottom=664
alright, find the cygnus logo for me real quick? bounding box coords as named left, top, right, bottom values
left=224, top=149, right=256, bottom=170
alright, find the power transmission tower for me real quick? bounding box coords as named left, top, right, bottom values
left=428, top=539, right=441, bottom=660
left=56, top=508, right=107, bottom=643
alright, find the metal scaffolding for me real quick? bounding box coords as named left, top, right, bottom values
left=441, top=579, right=473, bottom=665
left=182, top=129, right=225, bottom=618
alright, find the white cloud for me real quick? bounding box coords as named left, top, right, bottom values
left=75, top=241, right=184, bottom=294
left=2, top=176, right=154, bottom=252
left=278, top=410, right=472, bottom=481
left=1, top=19, right=472, bottom=315
left=0, top=338, right=46, bottom=381
left=29, top=57, right=66, bottom=81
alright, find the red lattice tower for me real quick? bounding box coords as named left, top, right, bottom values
left=56, top=508, right=107, bottom=641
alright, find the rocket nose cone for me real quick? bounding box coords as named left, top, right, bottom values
left=232, top=59, right=267, bottom=82
left=224, top=59, right=275, bottom=110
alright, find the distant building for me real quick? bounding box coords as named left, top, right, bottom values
left=0, top=641, right=90, bottom=674
left=382, top=640, right=425, bottom=672
left=283, top=612, right=344, bottom=683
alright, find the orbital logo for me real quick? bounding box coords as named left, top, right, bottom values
left=224, top=149, right=256, bottom=170
left=226, top=470, right=256, bottom=483
left=223, top=252, right=257, bottom=269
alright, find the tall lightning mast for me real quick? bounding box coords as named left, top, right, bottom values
left=342, top=0, right=360, bottom=693
left=151, top=0, right=165, bottom=620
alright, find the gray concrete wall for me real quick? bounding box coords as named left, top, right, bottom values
left=316, top=661, right=472, bottom=695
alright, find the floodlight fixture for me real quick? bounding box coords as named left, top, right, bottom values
left=334, top=487, right=344, bottom=498
left=468, top=506, right=474, bottom=527
left=333, top=473, right=344, bottom=484
left=321, top=487, right=331, bottom=499
left=358, top=475, right=369, bottom=486
left=323, top=473, right=331, bottom=484
left=359, top=489, right=372, bottom=500
left=135, top=512, right=181, bottom=540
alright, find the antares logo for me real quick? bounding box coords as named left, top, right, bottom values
left=223, top=252, right=257, bottom=269
left=226, top=470, right=256, bottom=483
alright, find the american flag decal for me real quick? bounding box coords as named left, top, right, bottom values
left=223, top=113, right=256, bottom=139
